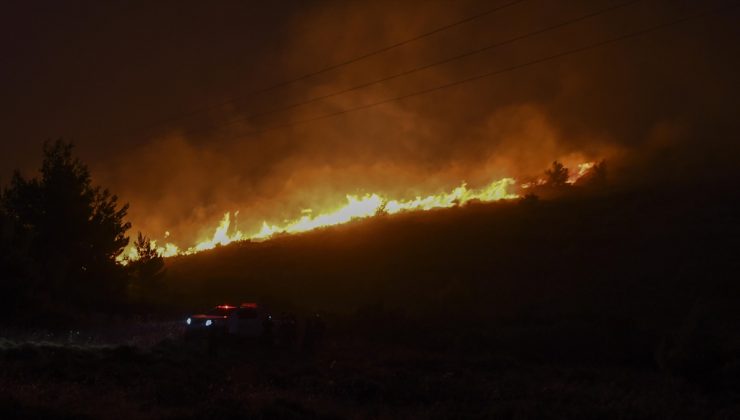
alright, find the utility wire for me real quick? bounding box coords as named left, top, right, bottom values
left=198, top=0, right=642, bottom=136
left=232, top=3, right=736, bottom=138
left=118, top=0, right=528, bottom=137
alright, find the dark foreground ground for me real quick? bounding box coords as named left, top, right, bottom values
left=1, top=319, right=738, bottom=420
left=2, top=182, right=739, bottom=418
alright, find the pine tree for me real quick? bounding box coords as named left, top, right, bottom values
left=127, top=232, right=166, bottom=303
left=1, top=140, right=131, bottom=309
left=545, top=161, right=569, bottom=187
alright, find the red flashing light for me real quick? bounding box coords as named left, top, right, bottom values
left=240, top=302, right=257, bottom=308
left=217, top=305, right=236, bottom=309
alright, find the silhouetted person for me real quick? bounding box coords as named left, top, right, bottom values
left=302, top=316, right=316, bottom=355
left=302, top=313, right=325, bottom=355
left=313, top=313, right=326, bottom=347
left=261, top=315, right=274, bottom=349
left=207, top=327, right=221, bottom=356
left=277, top=312, right=287, bottom=343
left=278, top=312, right=297, bottom=351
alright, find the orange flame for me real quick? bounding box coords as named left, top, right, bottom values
left=120, top=161, right=604, bottom=263
left=120, top=176, right=519, bottom=262
left=567, top=162, right=595, bottom=184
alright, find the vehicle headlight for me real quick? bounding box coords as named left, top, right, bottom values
left=186, top=317, right=192, bottom=325
left=205, top=319, right=213, bottom=327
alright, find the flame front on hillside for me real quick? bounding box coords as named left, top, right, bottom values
left=121, top=177, right=518, bottom=262
left=121, top=163, right=598, bottom=262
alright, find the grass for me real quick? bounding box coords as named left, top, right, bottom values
left=1, top=328, right=734, bottom=419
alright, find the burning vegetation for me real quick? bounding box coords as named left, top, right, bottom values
left=121, top=161, right=599, bottom=261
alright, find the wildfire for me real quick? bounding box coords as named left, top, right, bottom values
left=121, top=177, right=518, bottom=262
left=253, top=193, right=385, bottom=239
left=121, top=162, right=597, bottom=262
left=568, top=162, right=595, bottom=184
left=521, top=161, right=596, bottom=189
left=192, top=211, right=244, bottom=252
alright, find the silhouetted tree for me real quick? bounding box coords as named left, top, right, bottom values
left=375, top=201, right=389, bottom=216
left=127, top=232, right=166, bottom=302
left=545, top=161, right=569, bottom=187
left=582, top=160, right=607, bottom=187
left=1, top=140, right=131, bottom=310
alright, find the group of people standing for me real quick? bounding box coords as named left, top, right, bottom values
left=261, top=312, right=326, bottom=354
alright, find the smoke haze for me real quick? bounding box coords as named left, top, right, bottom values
left=2, top=0, right=738, bottom=245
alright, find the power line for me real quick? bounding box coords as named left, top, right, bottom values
left=198, top=0, right=642, bottom=136
left=118, top=0, right=528, bottom=138
left=230, top=3, right=736, bottom=139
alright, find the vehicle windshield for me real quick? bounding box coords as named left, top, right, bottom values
left=207, top=306, right=237, bottom=316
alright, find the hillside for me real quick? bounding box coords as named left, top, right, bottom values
left=162, top=183, right=740, bottom=365
left=166, top=183, right=737, bottom=314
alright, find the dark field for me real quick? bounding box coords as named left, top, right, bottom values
left=1, top=327, right=735, bottom=419
left=2, top=183, right=739, bottom=419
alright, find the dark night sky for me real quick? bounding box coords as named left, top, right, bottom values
left=2, top=0, right=738, bottom=245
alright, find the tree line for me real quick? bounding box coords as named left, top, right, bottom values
left=0, top=140, right=163, bottom=323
